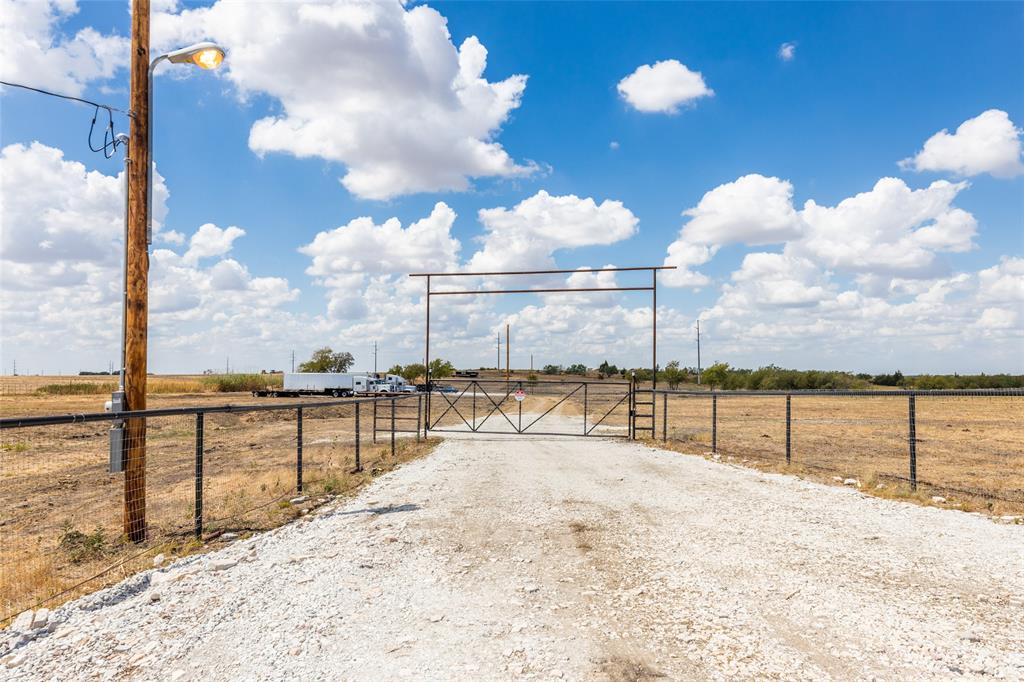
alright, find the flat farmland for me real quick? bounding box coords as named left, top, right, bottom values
left=658, top=392, right=1024, bottom=515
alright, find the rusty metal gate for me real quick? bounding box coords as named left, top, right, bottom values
left=427, top=378, right=635, bottom=438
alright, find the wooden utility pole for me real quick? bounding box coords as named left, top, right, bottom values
left=124, top=0, right=151, bottom=543
left=505, top=323, right=510, bottom=383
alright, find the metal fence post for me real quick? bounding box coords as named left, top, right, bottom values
left=785, top=394, right=792, bottom=465
left=583, top=383, right=588, bottom=435
left=372, top=399, right=378, bottom=443
left=194, top=412, right=204, bottom=539
left=711, top=393, right=718, bottom=453
left=416, top=394, right=422, bottom=442
left=517, top=380, right=523, bottom=433
left=354, top=402, right=362, bottom=472
left=390, top=397, right=396, bottom=457
left=908, top=394, right=917, bottom=491
left=662, top=393, right=668, bottom=442
left=296, top=406, right=303, bottom=493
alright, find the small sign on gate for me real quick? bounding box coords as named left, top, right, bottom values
left=513, top=388, right=526, bottom=402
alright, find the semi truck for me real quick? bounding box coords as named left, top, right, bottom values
left=252, top=372, right=415, bottom=398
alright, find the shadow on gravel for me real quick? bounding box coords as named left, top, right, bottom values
left=334, top=503, right=421, bottom=517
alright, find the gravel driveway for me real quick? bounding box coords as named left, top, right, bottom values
left=4, top=417, right=1023, bottom=680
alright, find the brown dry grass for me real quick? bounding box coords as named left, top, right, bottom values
left=0, top=396, right=435, bottom=624
left=647, top=393, right=1024, bottom=516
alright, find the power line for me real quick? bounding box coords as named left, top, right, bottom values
left=0, top=80, right=133, bottom=116
left=1, top=80, right=132, bottom=158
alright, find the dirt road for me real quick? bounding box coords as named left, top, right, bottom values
left=4, top=417, right=1023, bottom=680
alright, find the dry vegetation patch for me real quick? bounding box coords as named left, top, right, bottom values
left=1, top=395, right=437, bottom=624
left=649, top=393, right=1024, bottom=516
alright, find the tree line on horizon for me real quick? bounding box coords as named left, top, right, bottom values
left=120, top=346, right=1017, bottom=392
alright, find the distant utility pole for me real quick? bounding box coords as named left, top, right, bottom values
left=530, top=354, right=533, bottom=372
left=696, top=320, right=702, bottom=385
left=291, top=350, right=295, bottom=373
left=506, top=323, right=510, bottom=383
left=225, top=356, right=230, bottom=374
left=373, top=341, right=378, bottom=374
left=496, top=334, right=502, bottom=373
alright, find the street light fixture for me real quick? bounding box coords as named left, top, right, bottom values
left=146, top=41, right=225, bottom=243
left=164, top=41, right=225, bottom=70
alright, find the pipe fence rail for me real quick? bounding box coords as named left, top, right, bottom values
left=0, top=393, right=426, bottom=623
left=650, top=388, right=1024, bottom=507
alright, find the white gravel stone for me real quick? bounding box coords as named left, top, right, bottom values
left=3, top=652, right=27, bottom=668
left=209, top=559, right=237, bottom=572
left=10, top=611, right=33, bottom=633
left=29, top=609, right=49, bottom=630
left=153, top=553, right=166, bottom=568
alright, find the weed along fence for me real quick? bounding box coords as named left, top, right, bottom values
left=0, top=393, right=425, bottom=624
left=653, top=388, right=1024, bottom=512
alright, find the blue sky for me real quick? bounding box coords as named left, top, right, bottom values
left=1, top=1, right=1022, bottom=375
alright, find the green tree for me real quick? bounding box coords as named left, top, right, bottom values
left=542, top=364, right=562, bottom=375
left=662, top=360, right=684, bottom=389
left=702, top=362, right=730, bottom=390
left=298, top=347, right=354, bottom=373
left=393, top=363, right=426, bottom=383
left=428, top=358, right=454, bottom=378
left=597, top=361, right=618, bottom=379
left=565, top=363, right=588, bottom=376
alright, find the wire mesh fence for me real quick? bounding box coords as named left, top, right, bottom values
left=654, top=390, right=1024, bottom=514
left=0, top=394, right=425, bottom=624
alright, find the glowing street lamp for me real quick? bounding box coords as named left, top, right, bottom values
left=164, top=41, right=225, bottom=70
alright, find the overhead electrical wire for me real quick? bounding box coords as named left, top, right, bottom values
left=0, top=79, right=133, bottom=158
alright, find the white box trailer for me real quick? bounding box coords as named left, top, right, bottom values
left=254, top=373, right=373, bottom=398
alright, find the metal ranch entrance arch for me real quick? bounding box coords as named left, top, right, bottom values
left=409, top=265, right=675, bottom=438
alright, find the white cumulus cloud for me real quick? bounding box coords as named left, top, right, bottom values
left=153, top=0, right=535, bottom=200
left=662, top=173, right=978, bottom=289
left=299, top=202, right=461, bottom=319
left=778, top=42, right=797, bottom=62
left=468, top=191, right=639, bottom=272
left=617, top=59, right=713, bottom=114
left=183, top=224, right=246, bottom=265
left=901, top=109, right=1024, bottom=179
left=0, top=0, right=128, bottom=95
left=0, top=142, right=298, bottom=372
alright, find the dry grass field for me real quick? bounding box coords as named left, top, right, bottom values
left=655, top=393, right=1024, bottom=516
left=2, top=375, right=1021, bottom=626
left=0, top=384, right=432, bottom=624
